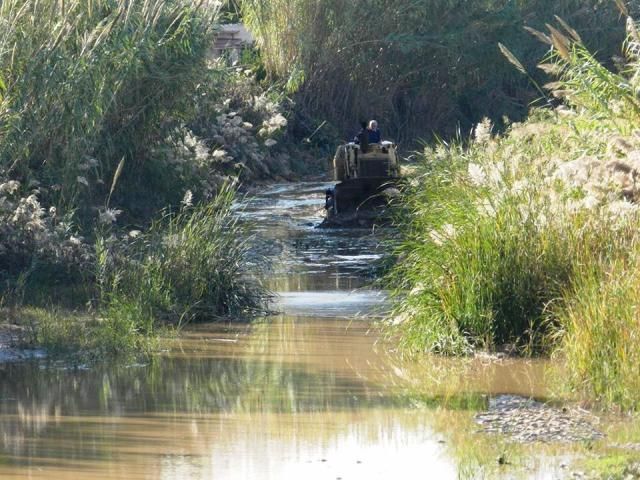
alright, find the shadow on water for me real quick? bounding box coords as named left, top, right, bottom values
left=0, top=182, right=614, bottom=479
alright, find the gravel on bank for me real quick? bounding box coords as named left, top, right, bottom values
left=475, top=394, right=604, bottom=443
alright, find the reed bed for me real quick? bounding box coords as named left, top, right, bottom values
left=0, top=0, right=217, bottom=218
left=242, top=0, right=624, bottom=143
left=387, top=11, right=640, bottom=409
left=0, top=1, right=274, bottom=360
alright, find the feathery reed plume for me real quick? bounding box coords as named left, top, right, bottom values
left=627, top=17, right=640, bottom=43
left=547, top=24, right=572, bottom=60
left=537, top=63, right=564, bottom=76
left=542, top=81, right=566, bottom=98
left=499, top=42, right=549, bottom=101
left=524, top=26, right=552, bottom=45
left=107, top=157, right=125, bottom=209
left=554, top=16, right=582, bottom=43
left=499, top=43, right=527, bottom=75
left=615, top=0, right=629, bottom=17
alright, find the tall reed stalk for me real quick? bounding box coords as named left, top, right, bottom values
left=0, top=0, right=219, bottom=218
left=242, top=0, right=623, bottom=142
left=388, top=13, right=640, bottom=409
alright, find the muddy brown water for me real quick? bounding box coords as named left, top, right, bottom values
left=0, top=183, right=587, bottom=479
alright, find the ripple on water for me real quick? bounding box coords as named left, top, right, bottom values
left=275, top=290, right=388, bottom=317
left=0, top=182, right=609, bottom=480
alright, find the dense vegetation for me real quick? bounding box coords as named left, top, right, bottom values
left=387, top=11, right=640, bottom=409
left=242, top=0, right=625, bottom=144
left=1, top=0, right=639, bottom=413
left=0, top=0, right=278, bottom=359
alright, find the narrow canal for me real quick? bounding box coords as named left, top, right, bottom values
left=0, top=183, right=588, bottom=479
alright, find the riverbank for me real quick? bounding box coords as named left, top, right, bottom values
left=386, top=20, right=640, bottom=411
left=1, top=180, right=637, bottom=480
left=1, top=182, right=270, bottom=363
left=3, top=181, right=640, bottom=479
left=0, top=2, right=325, bottom=362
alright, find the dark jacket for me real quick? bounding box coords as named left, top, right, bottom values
left=355, top=128, right=369, bottom=153
left=368, top=129, right=381, bottom=143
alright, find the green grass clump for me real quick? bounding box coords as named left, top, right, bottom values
left=99, top=182, right=269, bottom=330
left=388, top=16, right=640, bottom=409
left=557, top=257, right=640, bottom=410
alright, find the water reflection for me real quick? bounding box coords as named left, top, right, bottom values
left=0, top=318, right=409, bottom=477
left=241, top=182, right=386, bottom=290
left=0, top=315, right=558, bottom=479
left=0, top=183, right=582, bottom=479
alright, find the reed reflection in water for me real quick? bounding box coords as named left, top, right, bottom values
left=0, top=183, right=565, bottom=479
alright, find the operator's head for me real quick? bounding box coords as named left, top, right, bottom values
left=369, top=120, right=378, bottom=130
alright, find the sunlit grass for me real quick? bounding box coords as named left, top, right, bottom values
left=98, top=182, right=270, bottom=332
left=557, top=256, right=640, bottom=410
left=0, top=0, right=218, bottom=217
left=387, top=16, right=640, bottom=410
left=4, top=307, right=159, bottom=362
